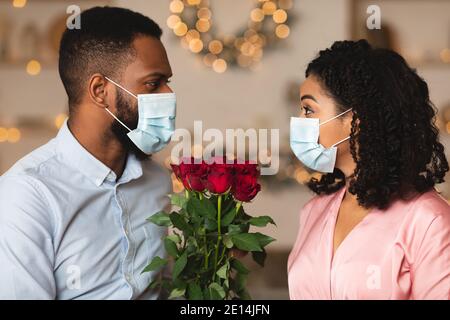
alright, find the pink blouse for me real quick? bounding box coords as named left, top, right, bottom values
left=288, top=186, right=450, bottom=300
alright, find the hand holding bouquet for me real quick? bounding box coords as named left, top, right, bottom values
left=143, top=157, right=276, bottom=300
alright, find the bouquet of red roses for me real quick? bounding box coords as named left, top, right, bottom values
left=143, top=157, right=275, bottom=300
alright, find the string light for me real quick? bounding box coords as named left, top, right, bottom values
left=167, top=15, right=181, bottom=29
left=189, top=38, right=204, bottom=53
left=262, top=1, right=277, bottom=15
left=212, top=58, right=227, bottom=73
left=273, top=9, right=288, bottom=23
left=440, top=48, right=450, bottom=64
left=170, top=0, right=184, bottom=13
left=0, top=127, right=7, bottom=142
left=54, top=113, right=68, bottom=129
left=275, top=24, right=290, bottom=38
left=208, top=40, right=223, bottom=54
left=26, top=59, right=41, bottom=76
left=169, top=0, right=293, bottom=72
left=7, top=128, right=21, bottom=143
left=12, top=0, right=27, bottom=8
left=0, top=127, right=21, bottom=143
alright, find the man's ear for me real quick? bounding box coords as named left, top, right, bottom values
left=87, top=74, right=111, bottom=109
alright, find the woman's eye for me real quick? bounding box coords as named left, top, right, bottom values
left=302, top=105, right=313, bottom=116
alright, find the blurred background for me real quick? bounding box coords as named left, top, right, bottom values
left=0, top=0, right=449, bottom=299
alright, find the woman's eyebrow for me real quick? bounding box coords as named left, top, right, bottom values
left=300, top=94, right=318, bottom=103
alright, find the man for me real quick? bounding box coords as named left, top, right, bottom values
left=0, top=6, right=174, bottom=299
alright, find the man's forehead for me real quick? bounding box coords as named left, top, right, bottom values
left=127, top=36, right=172, bottom=78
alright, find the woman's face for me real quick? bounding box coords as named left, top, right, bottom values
left=298, top=76, right=353, bottom=169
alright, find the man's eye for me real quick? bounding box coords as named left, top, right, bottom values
left=146, top=81, right=160, bottom=88
left=146, top=79, right=171, bottom=89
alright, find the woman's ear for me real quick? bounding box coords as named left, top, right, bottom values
left=87, top=73, right=110, bottom=109
left=344, top=111, right=355, bottom=135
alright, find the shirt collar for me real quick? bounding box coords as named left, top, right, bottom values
left=56, top=119, right=143, bottom=187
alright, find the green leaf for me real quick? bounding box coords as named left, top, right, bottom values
left=170, top=212, right=190, bottom=231
left=235, top=273, right=247, bottom=292
left=252, top=249, right=267, bottom=267
left=216, top=262, right=229, bottom=279
left=222, top=235, right=234, bottom=249
left=185, top=237, right=198, bottom=255
left=221, top=208, right=237, bottom=227
left=204, top=218, right=218, bottom=231
left=172, top=251, right=188, bottom=280
left=231, top=233, right=262, bottom=252
left=187, top=283, right=203, bottom=300
left=231, top=259, right=249, bottom=275
left=147, top=211, right=172, bottom=227
left=164, top=237, right=179, bottom=257
left=187, top=197, right=217, bottom=220
left=209, top=282, right=226, bottom=300
left=166, top=234, right=181, bottom=244
left=141, top=256, right=167, bottom=274
left=227, top=224, right=246, bottom=235
left=248, top=216, right=276, bottom=227
left=169, top=286, right=186, bottom=299
left=203, top=287, right=211, bottom=300
left=253, top=232, right=276, bottom=247
left=169, top=194, right=188, bottom=209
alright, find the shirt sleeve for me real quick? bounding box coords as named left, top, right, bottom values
left=0, top=175, right=56, bottom=299
left=411, top=212, right=450, bottom=300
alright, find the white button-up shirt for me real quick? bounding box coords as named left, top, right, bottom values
left=0, top=121, right=171, bottom=299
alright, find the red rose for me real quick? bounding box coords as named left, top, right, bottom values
left=232, top=174, right=261, bottom=202
left=170, top=163, right=182, bottom=178
left=233, top=160, right=260, bottom=179
left=205, top=162, right=233, bottom=194
left=172, top=157, right=207, bottom=192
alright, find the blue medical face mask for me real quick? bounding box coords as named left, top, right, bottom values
left=290, top=108, right=352, bottom=173
left=104, top=77, right=176, bottom=155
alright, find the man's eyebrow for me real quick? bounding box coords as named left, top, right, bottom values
left=141, top=72, right=173, bottom=79
left=300, top=94, right=318, bottom=102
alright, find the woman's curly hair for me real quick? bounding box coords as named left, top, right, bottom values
left=305, top=39, right=449, bottom=209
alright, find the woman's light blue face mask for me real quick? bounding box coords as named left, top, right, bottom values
left=290, top=108, right=352, bottom=173
left=104, top=77, right=176, bottom=155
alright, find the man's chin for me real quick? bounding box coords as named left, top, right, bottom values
left=110, top=123, right=151, bottom=161
left=126, top=141, right=152, bottom=161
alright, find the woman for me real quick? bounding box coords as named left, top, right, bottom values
left=288, top=40, right=450, bottom=299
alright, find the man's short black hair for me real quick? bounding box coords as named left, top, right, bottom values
left=58, top=6, right=162, bottom=112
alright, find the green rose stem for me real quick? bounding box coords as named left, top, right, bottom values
left=236, top=201, right=242, bottom=212
left=218, top=200, right=243, bottom=267
left=212, top=194, right=222, bottom=282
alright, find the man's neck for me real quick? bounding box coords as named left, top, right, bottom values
left=67, top=116, right=128, bottom=179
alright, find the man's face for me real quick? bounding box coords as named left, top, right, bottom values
left=110, top=35, right=173, bottom=160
